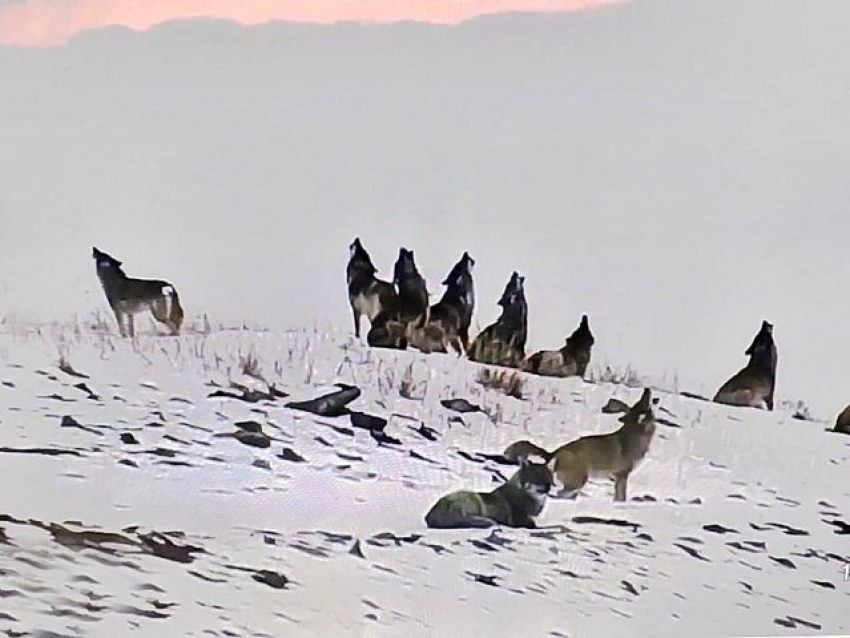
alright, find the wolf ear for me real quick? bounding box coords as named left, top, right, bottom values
left=620, top=388, right=652, bottom=422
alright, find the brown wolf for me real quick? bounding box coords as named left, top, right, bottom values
left=468, top=271, right=527, bottom=368
left=92, top=247, right=184, bottom=337
left=522, top=314, right=595, bottom=378
left=426, top=252, right=476, bottom=352
left=404, top=320, right=463, bottom=355
left=713, top=320, right=777, bottom=411
left=547, top=388, right=656, bottom=502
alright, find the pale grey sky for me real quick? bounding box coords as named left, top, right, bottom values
left=1, top=0, right=849, bottom=416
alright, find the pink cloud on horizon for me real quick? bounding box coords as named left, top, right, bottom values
left=0, top=0, right=621, bottom=47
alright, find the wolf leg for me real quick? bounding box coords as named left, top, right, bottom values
left=613, top=471, right=630, bottom=502
left=167, top=319, right=180, bottom=336
left=459, top=328, right=470, bottom=354
left=352, top=308, right=362, bottom=339
left=126, top=313, right=135, bottom=338
left=113, top=310, right=128, bottom=338
left=425, top=511, right=495, bottom=529
left=553, top=464, right=588, bottom=499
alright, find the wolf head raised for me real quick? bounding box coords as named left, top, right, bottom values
left=744, top=320, right=777, bottom=376
left=745, top=320, right=774, bottom=356
left=565, top=314, right=595, bottom=351
left=92, top=246, right=127, bottom=279
left=393, top=248, right=419, bottom=284
left=392, top=248, right=429, bottom=312
left=442, top=251, right=475, bottom=287
left=439, top=251, right=475, bottom=308
left=498, top=271, right=525, bottom=308
left=618, top=388, right=655, bottom=425
left=347, top=237, right=377, bottom=276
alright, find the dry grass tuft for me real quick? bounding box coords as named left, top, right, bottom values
left=588, top=365, right=643, bottom=388
left=400, top=361, right=426, bottom=401
left=476, top=367, right=524, bottom=400
left=239, top=350, right=264, bottom=382
left=782, top=399, right=815, bottom=422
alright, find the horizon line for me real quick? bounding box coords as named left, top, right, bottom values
left=0, top=0, right=623, bottom=48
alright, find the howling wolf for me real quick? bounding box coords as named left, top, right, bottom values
left=92, top=247, right=184, bottom=337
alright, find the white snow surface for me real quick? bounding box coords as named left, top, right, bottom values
left=0, top=320, right=847, bottom=637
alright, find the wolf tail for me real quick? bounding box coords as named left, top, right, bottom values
left=161, top=285, right=184, bottom=334
left=505, top=440, right=552, bottom=464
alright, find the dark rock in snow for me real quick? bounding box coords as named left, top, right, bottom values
left=278, top=447, right=306, bottom=463
left=252, top=570, right=290, bottom=589
left=440, top=398, right=482, bottom=414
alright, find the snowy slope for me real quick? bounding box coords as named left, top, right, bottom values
left=0, top=321, right=847, bottom=637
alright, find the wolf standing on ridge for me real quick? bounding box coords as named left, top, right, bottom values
left=346, top=238, right=396, bottom=339
left=431, top=251, right=476, bottom=352
left=502, top=389, right=657, bottom=502
left=92, top=247, right=184, bottom=337
left=713, top=320, right=777, bottom=411
left=367, top=248, right=430, bottom=349
left=468, top=271, right=528, bottom=367
left=547, top=388, right=656, bottom=502
left=406, top=251, right=475, bottom=355
left=522, top=314, right=595, bottom=378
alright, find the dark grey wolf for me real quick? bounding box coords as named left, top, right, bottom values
left=92, top=247, right=184, bottom=337
left=405, top=251, right=475, bottom=355
left=367, top=248, right=430, bottom=350
left=713, top=320, right=777, bottom=410
left=346, top=238, right=396, bottom=339
left=522, top=314, right=595, bottom=378
left=467, top=271, right=528, bottom=367
left=424, top=461, right=553, bottom=529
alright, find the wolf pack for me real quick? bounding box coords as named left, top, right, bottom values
left=89, top=241, right=846, bottom=530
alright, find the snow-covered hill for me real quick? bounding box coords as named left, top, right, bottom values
left=0, top=321, right=846, bottom=637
